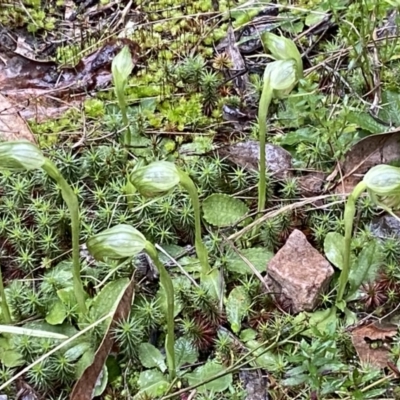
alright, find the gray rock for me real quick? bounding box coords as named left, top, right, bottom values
left=218, top=140, right=292, bottom=178
left=239, top=369, right=268, bottom=400
left=265, top=229, right=334, bottom=313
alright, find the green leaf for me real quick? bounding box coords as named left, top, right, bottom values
left=0, top=324, right=67, bottom=339
left=282, top=374, right=309, bottom=386
left=240, top=328, right=257, bottom=342
left=138, top=343, right=167, bottom=373
left=46, top=300, right=67, bottom=325
left=245, top=339, right=279, bottom=369
left=135, top=369, right=169, bottom=399
left=347, top=111, right=387, bottom=134
left=106, top=355, right=121, bottom=384
left=226, top=286, right=251, bottom=333
left=202, top=193, right=249, bottom=227
left=305, top=10, right=326, bottom=26
left=0, top=337, right=24, bottom=367
left=64, top=342, right=92, bottom=362
left=324, top=232, right=345, bottom=270
left=344, top=307, right=358, bottom=326
left=90, top=278, right=130, bottom=320
left=93, top=365, right=108, bottom=397
left=186, top=361, right=232, bottom=393
left=23, top=321, right=78, bottom=338
left=378, top=90, right=400, bottom=126
left=280, top=127, right=317, bottom=146
left=40, top=262, right=73, bottom=291
left=307, top=307, right=338, bottom=335
left=201, top=269, right=223, bottom=300
left=226, top=247, right=273, bottom=275
left=174, top=337, right=198, bottom=369
left=2, top=349, right=24, bottom=367
left=75, top=348, right=95, bottom=379
left=348, top=240, right=382, bottom=298
left=57, top=287, right=78, bottom=306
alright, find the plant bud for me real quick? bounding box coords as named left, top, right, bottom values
left=262, top=32, right=303, bottom=78
left=363, top=164, right=400, bottom=196
left=267, top=59, right=298, bottom=96
left=0, top=141, right=46, bottom=171
left=130, top=161, right=180, bottom=197
left=112, top=46, right=134, bottom=88
left=87, top=224, right=147, bottom=261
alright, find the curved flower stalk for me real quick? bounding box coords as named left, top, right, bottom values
left=336, top=164, right=400, bottom=309
left=130, top=161, right=211, bottom=275
left=254, top=33, right=302, bottom=233
left=256, top=59, right=299, bottom=228
left=0, top=141, right=86, bottom=315
left=87, top=224, right=176, bottom=380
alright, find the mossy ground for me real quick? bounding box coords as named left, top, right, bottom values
left=2, top=0, right=400, bottom=399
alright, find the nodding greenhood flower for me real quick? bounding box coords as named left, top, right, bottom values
left=86, top=224, right=177, bottom=379
left=130, top=161, right=180, bottom=197
left=112, top=46, right=134, bottom=89
left=0, top=141, right=87, bottom=315
left=87, top=224, right=147, bottom=261
left=112, top=45, right=134, bottom=146
left=363, top=164, right=400, bottom=210
left=336, top=163, right=400, bottom=309
left=262, top=32, right=303, bottom=78
left=0, top=141, right=46, bottom=170
left=266, top=59, right=298, bottom=98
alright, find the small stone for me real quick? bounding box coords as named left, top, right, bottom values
left=218, top=140, right=292, bottom=178
left=265, top=229, right=334, bottom=313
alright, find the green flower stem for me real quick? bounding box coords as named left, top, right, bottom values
left=177, top=170, right=211, bottom=274
left=254, top=74, right=273, bottom=237
left=115, top=88, right=131, bottom=147
left=0, top=266, right=11, bottom=324
left=43, top=160, right=87, bottom=315
left=336, top=181, right=366, bottom=309
left=145, top=242, right=176, bottom=380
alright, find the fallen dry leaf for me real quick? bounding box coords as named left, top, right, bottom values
left=351, top=321, right=397, bottom=368
left=224, top=26, right=249, bottom=94
left=0, top=39, right=139, bottom=122
left=70, top=277, right=135, bottom=400
left=0, top=93, right=36, bottom=143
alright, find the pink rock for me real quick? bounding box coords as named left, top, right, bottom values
left=265, top=229, right=334, bottom=313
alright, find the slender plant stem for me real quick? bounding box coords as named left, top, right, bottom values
left=145, top=242, right=176, bottom=381
left=116, top=91, right=131, bottom=146
left=254, top=73, right=273, bottom=237
left=178, top=170, right=210, bottom=275
left=43, top=161, right=87, bottom=315
left=336, top=182, right=366, bottom=308
left=0, top=266, right=11, bottom=323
